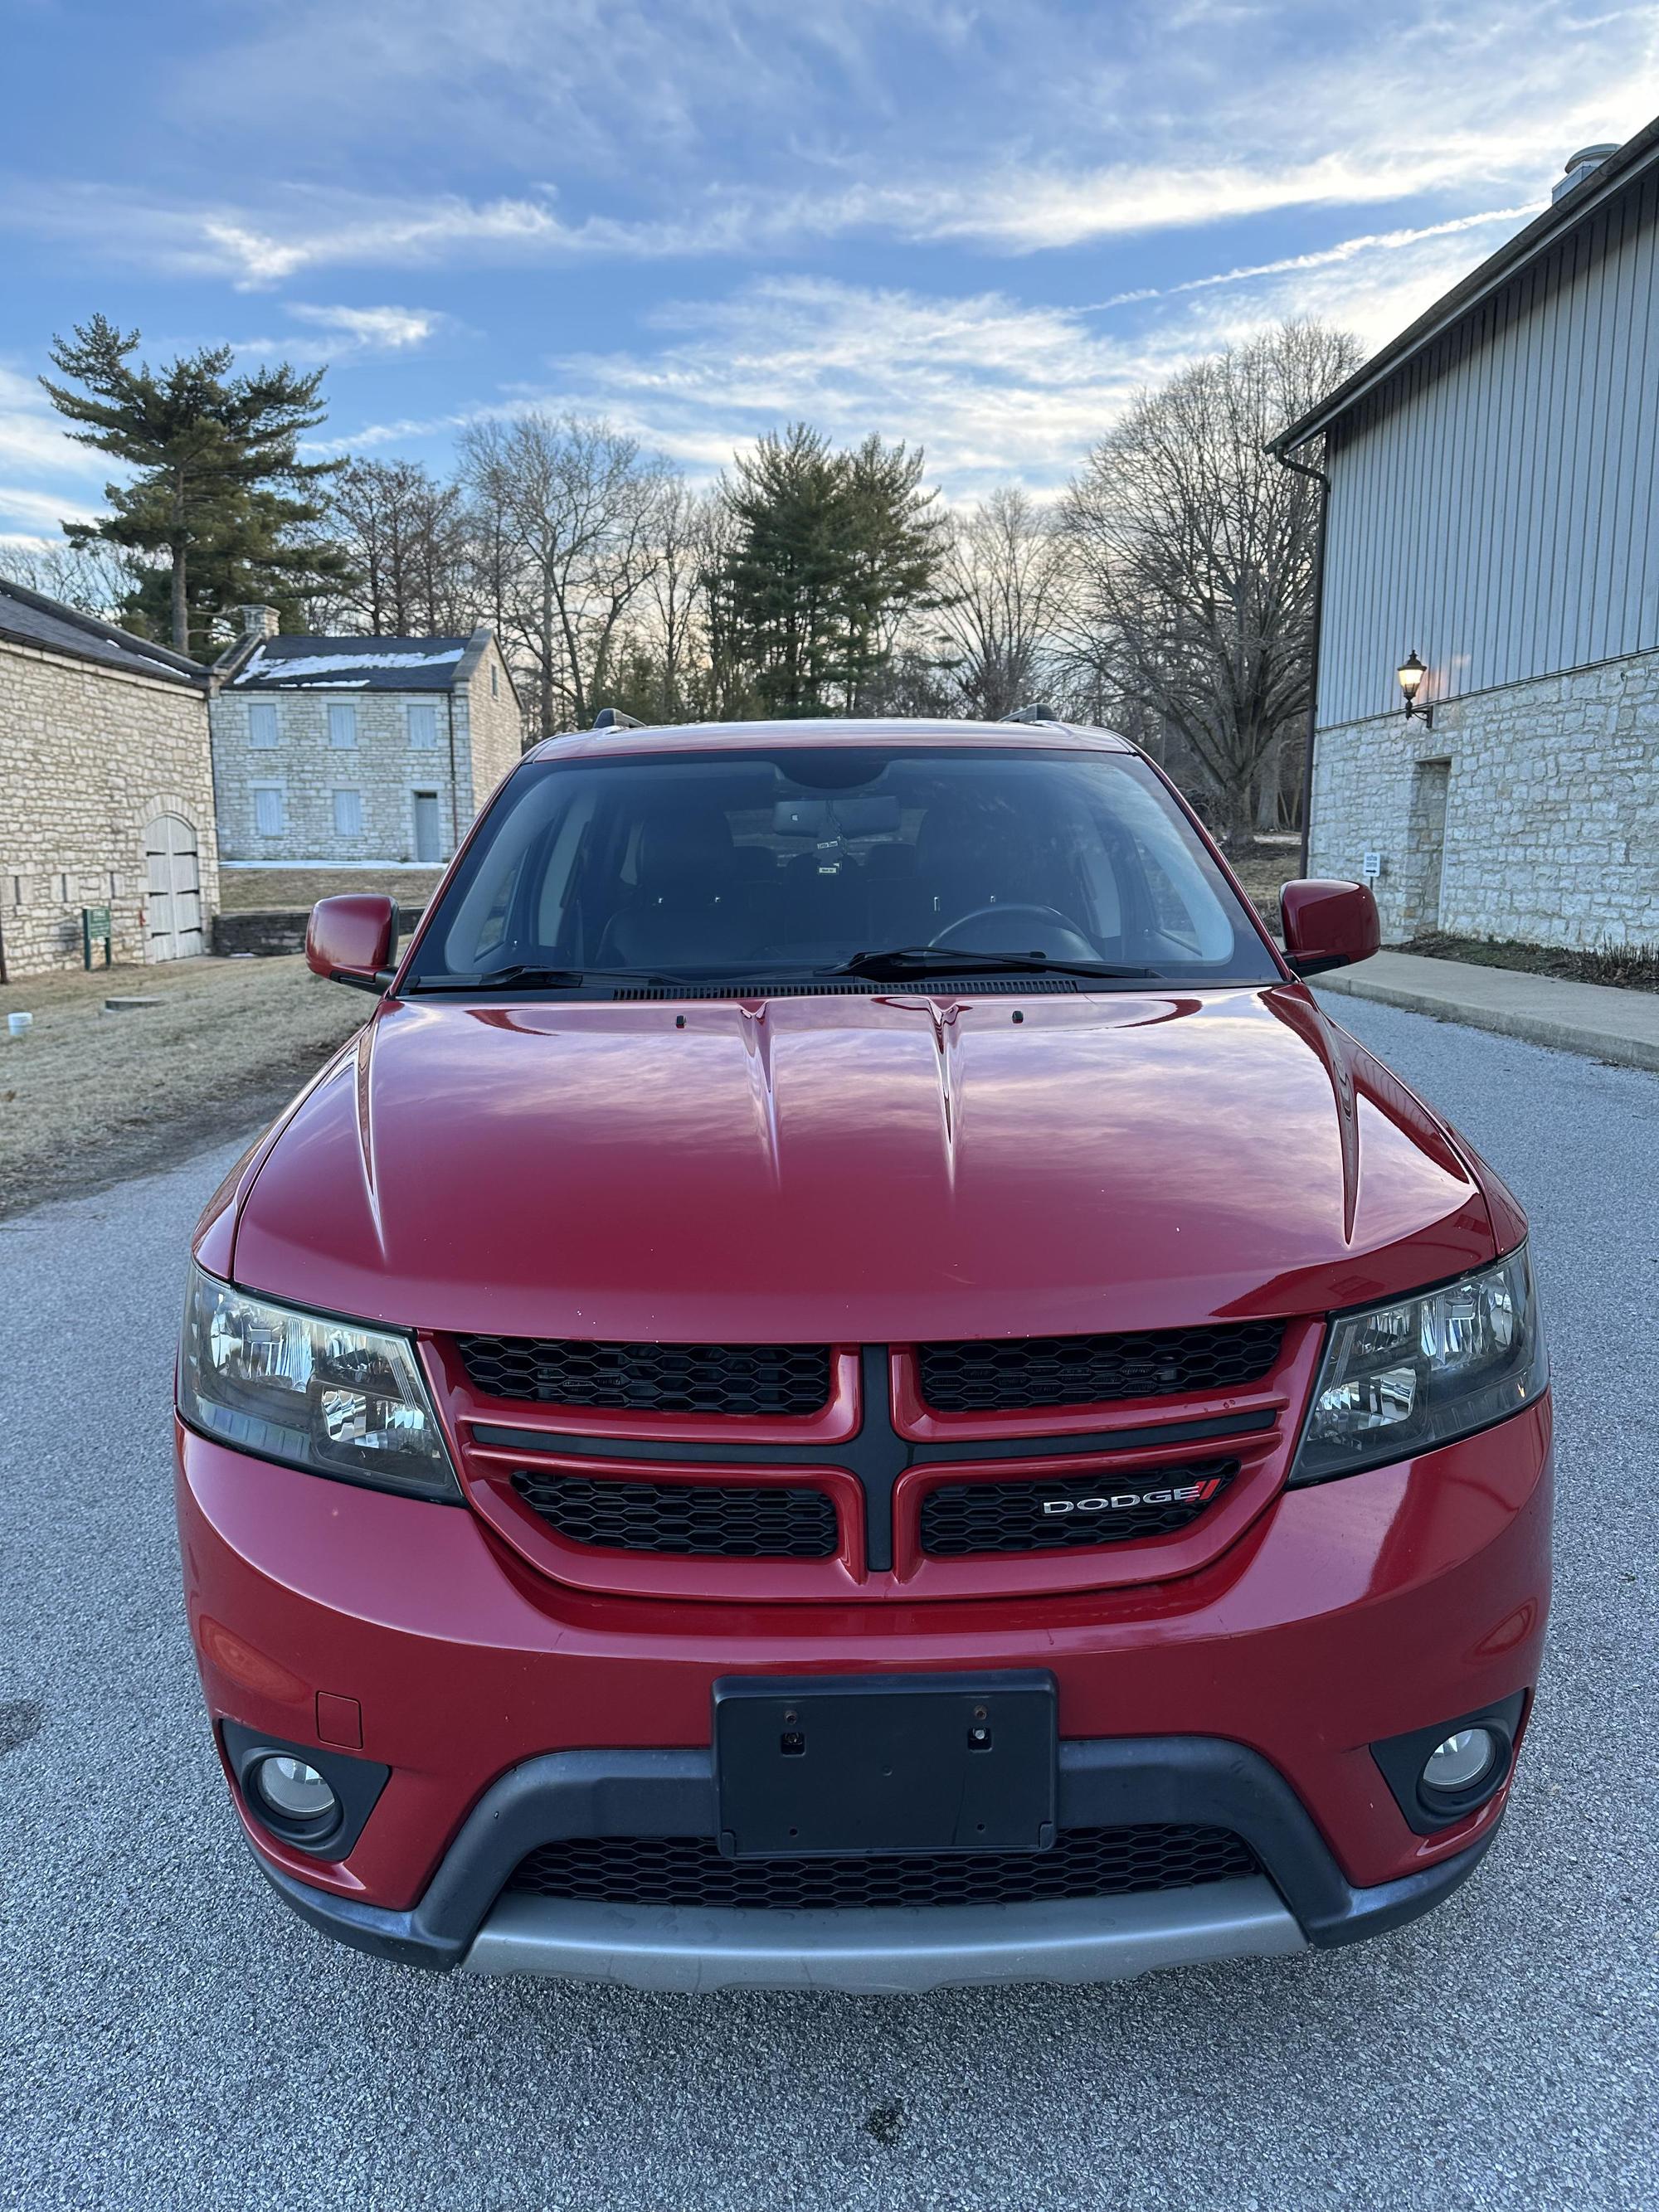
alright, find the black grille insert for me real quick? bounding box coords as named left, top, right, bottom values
left=920, top=1460, right=1238, bottom=1556
left=457, top=1336, right=832, bottom=1416
left=917, top=1322, right=1285, bottom=1413
left=507, top=1824, right=1259, bottom=1908
left=510, top=1470, right=838, bottom=1558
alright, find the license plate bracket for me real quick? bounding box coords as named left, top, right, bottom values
left=713, top=1671, right=1057, bottom=1859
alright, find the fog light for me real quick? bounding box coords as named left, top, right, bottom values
left=254, top=1753, right=338, bottom=1825
left=1422, top=1728, right=1496, bottom=1795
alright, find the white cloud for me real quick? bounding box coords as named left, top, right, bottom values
left=231, top=302, right=451, bottom=360
left=0, top=483, right=101, bottom=532
left=7, top=7, right=1654, bottom=282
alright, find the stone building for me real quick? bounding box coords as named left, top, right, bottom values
left=210, top=611, right=522, bottom=870
left=0, top=579, right=217, bottom=980
left=1271, top=118, right=1659, bottom=950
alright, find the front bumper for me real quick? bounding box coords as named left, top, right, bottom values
left=250, top=1736, right=1500, bottom=1991
left=178, top=1397, right=1550, bottom=1985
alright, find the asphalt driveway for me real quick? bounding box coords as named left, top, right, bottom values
left=2, top=997, right=1655, bottom=2211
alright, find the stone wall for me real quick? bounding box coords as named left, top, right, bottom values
left=212, top=686, right=465, bottom=864
left=455, top=634, right=525, bottom=813
left=1309, top=648, right=1659, bottom=950
left=210, top=630, right=523, bottom=865
left=0, top=639, right=219, bottom=979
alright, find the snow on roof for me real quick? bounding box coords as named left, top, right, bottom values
left=231, top=637, right=470, bottom=692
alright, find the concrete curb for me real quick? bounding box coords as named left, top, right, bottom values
left=1314, top=959, right=1659, bottom=1074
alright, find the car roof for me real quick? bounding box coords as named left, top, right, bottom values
left=523, top=716, right=1139, bottom=763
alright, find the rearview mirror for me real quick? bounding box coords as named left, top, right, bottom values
left=306, top=895, right=397, bottom=994
left=1279, top=879, right=1380, bottom=977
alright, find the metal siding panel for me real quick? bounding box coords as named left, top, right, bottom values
left=1592, top=192, right=1636, bottom=666
left=1618, top=171, right=1659, bottom=653
left=1560, top=211, right=1606, bottom=673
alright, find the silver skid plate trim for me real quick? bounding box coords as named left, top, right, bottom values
left=461, top=1875, right=1305, bottom=1992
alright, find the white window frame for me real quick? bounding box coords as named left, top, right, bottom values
left=328, top=702, right=358, bottom=750
left=251, top=785, right=285, bottom=837
left=247, top=700, right=280, bottom=749
left=406, top=701, right=440, bottom=750
left=332, top=787, right=364, bottom=839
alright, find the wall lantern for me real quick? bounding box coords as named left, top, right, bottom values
left=1397, top=650, right=1433, bottom=727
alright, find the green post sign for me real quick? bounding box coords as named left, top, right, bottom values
left=82, top=904, right=113, bottom=970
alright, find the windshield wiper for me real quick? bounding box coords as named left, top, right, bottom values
left=824, top=947, right=1157, bottom=982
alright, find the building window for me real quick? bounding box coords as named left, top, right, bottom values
left=333, top=788, right=363, bottom=838
left=10, top=876, right=21, bottom=908
left=490, top=664, right=499, bottom=698
left=328, top=702, right=358, bottom=749
left=253, top=786, right=285, bottom=836
left=407, top=702, right=439, bottom=749
left=248, top=701, right=279, bottom=749
left=58, top=873, right=70, bottom=902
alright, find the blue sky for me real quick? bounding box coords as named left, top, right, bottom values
left=2, top=0, right=1656, bottom=544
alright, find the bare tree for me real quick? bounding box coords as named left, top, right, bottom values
left=457, top=413, right=669, bottom=738
left=0, top=537, right=153, bottom=623
left=328, top=458, right=471, bottom=634
left=1060, top=320, right=1361, bottom=845
left=638, top=477, right=708, bottom=722
left=933, top=485, right=1065, bottom=721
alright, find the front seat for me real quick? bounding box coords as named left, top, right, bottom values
left=599, top=807, right=752, bottom=970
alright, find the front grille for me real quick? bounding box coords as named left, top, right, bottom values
left=919, top=1460, right=1238, bottom=1557
left=510, top=1470, right=838, bottom=1558
left=456, top=1335, right=832, bottom=1416
left=917, top=1321, right=1285, bottom=1413
left=506, top=1824, right=1259, bottom=1909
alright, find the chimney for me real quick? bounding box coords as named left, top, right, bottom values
left=1552, top=142, right=1619, bottom=202
left=238, top=605, right=280, bottom=639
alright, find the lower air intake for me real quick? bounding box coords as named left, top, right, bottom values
left=506, top=1824, right=1260, bottom=1909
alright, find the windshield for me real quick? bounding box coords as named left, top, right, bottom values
left=405, top=745, right=1277, bottom=990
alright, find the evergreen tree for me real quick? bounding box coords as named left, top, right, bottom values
left=716, top=425, right=945, bottom=716
left=41, top=314, right=352, bottom=653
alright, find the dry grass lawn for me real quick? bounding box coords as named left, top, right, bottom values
left=0, top=955, right=367, bottom=1218
left=218, top=867, right=445, bottom=912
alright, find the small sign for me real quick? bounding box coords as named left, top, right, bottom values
left=81, top=904, right=114, bottom=970
left=1361, top=851, right=1383, bottom=882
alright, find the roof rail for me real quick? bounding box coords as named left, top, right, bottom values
left=1006, top=702, right=1065, bottom=725
left=591, top=706, right=644, bottom=731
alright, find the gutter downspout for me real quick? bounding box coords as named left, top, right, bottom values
left=445, top=692, right=460, bottom=857
left=1273, top=445, right=1331, bottom=879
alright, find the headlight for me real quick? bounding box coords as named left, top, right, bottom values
left=179, top=1264, right=460, bottom=1501
left=1289, top=1243, right=1546, bottom=1486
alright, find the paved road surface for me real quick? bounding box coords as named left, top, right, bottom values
left=2, top=997, right=1655, bottom=2211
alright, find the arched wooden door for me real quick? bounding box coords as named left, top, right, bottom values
left=144, top=814, right=203, bottom=960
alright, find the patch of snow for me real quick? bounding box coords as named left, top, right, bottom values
left=240, top=647, right=465, bottom=682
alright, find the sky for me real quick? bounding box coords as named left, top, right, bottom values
left=2, top=0, right=1657, bottom=547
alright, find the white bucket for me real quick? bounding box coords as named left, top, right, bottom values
left=7, top=1011, right=33, bottom=1039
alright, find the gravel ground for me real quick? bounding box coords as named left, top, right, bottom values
left=1, top=996, right=1655, bottom=2212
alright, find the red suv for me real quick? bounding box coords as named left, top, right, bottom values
left=176, top=717, right=1550, bottom=1991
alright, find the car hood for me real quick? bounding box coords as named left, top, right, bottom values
left=222, top=985, right=1498, bottom=1339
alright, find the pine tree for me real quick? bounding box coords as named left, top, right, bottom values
left=41, top=314, right=353, bottom=653
left=717, top=425, right=946, bottom=716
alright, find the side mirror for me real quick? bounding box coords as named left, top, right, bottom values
left=1280, top=879, right=1380, bottom=977
left=306, top=895, right=397, bottom=994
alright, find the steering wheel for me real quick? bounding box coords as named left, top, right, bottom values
left=928, top=902, right=1097, bottom=960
